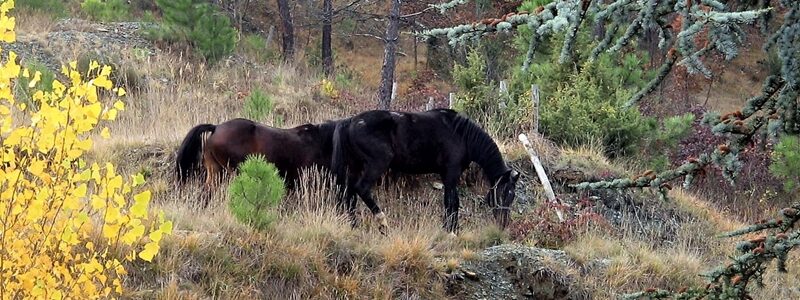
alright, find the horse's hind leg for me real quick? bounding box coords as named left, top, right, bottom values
left=202, top=151, right=222, bottom=208
left=353, top=160, right=391, bottom=235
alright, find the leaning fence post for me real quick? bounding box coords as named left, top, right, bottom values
left=518, top=133, right=564, bottom=222
left=531, top=84, right=540, bottom=134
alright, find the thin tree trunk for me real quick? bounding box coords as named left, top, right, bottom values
left=322, top=0, right=334, bottom=76
left=376, top=0, right=401, bottom=110
left=276, top=0, right=294, bottom=61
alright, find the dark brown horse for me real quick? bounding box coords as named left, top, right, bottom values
left=176, top=118, right=343, bottom=195
left=332, top=109, right=520, bottom=234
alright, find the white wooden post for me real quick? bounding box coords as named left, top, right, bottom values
left=531, top=84, right=540, bottom=134
left=518, top=133, right=564, bottom=223
left=425, top=97, right=434, bottom=110
left=449, top=92, right=455, bottom=109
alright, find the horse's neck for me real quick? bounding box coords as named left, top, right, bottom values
left=455, top=120, right=508, bottom=181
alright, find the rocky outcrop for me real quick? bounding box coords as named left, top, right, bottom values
left=447, top=244, right=590, bottom=300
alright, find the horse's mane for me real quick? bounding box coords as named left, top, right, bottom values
left=443, top=110, right=509, bottom=181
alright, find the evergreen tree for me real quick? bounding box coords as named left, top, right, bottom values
left=424, top=0, right=800, bottom=296
left=153, top=0, right=237, bottom=64
left=191, top=7, right=237, bottom=64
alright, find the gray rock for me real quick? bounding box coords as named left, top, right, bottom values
left=447, top=244, right=591, bottom=300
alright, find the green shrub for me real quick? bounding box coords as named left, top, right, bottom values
left=243, top=88, right=282, bottom=126
left=151, top=0, right=237, bottom=64
left=190, top=7, right=237, bottom=64
left=505, top=28, right=656, bottom=156
left=540, top=60, right=656, bottom=157
left=17, top=0, right=66, bottom=17
left=770, top=135, right=800, bottom=194
left=81, top=0, right=130, bottom=22
left=14, top=60, right=55, bottom=111
left=645, top=113, right=695, bottom=171
left=452, top=50, right=494, bottom=118
left=228, top=155, right=286, bottom=230
left=239, top=34, right=279, bottom=63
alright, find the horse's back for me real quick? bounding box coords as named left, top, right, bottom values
left=345, top=109, right=467, bottom=173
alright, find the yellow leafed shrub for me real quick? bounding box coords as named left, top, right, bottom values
left=0, top=0, right=172, bottom=298
left=320, top=78, right=339, bottom=100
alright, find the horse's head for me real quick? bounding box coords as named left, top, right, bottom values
left=484, top=168, right=520, bottom=228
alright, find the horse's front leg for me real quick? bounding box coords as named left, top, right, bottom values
left=442, top=186, right=460, bottom=234
left=442, top=170, right=462, bottom=235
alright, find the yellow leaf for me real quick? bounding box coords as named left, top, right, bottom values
left=131, top=190, right=151, bottom=218
left=93, top=76, right=113, bottom=90
left=89, top=60, right=100, bottom=71
left=159, top=221, right=173, bottom=234
left=116, top=87, right=126, bottom=97
left=91, top=196, right=106, bottom=210
left=138, top=242, right=160, bottom=262
left=100, top=65, right=112, bottom=77
left=113, top=99, right=125, bottom=110
left=121, top=223, right=145, bottom=245
left=28, top=70, right=40, bottom=88
left=103, top=223, right=121, bottom=239
left=100, top=127, right=111, bottom=139
left=0, top=0, right=14, bottom=13
left=132, top=173, right=145, bottom=187
left=103, top=108, right=118, bottom=121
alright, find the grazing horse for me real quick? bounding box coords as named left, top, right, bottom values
left=332, top=109, right=520, bottom=234
left=176, top=118, right=343, bottom=196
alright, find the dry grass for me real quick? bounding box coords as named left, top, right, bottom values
left=13, top=7, right=59, bottom=38
left=565, top=232, right=707, bottom=298
left=113, top=161, right=506, bottom=299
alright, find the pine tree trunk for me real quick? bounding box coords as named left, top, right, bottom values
left=276, top=0, right=294, bottom=62
left=376, top=0, right=401, bottom=110
left=322, top=0, right=334, bottom=76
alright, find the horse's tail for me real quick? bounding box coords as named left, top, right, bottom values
left=331, top=119, right=352, bottom=186
left=176, top=123, right=216, bottom=184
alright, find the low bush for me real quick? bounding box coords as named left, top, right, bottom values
left=228, top=155, right=286, bottom=230
left=13, top=60, right=55, bottom=110
left=17, top=0, right=66, bottom=17
left=148, top=0, right=237, bottom=64
left=239, top=34, right=279, bottom=63
left=80, top=0, right=130, bottom=22
left=770, top=135, right=800, bottom=195
left=243, top=88, right=282, bottom=125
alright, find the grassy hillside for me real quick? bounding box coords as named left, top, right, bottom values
left=7, top=2, right=800, bottom=299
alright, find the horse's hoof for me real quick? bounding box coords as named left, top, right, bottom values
left=448, top=232, right=458, bottom=239
left=376, top=212, right=389, bottom=235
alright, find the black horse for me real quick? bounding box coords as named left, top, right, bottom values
left=176, top=118, right=344, bottom=195
left=332, top=109, right=520, bottom=234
